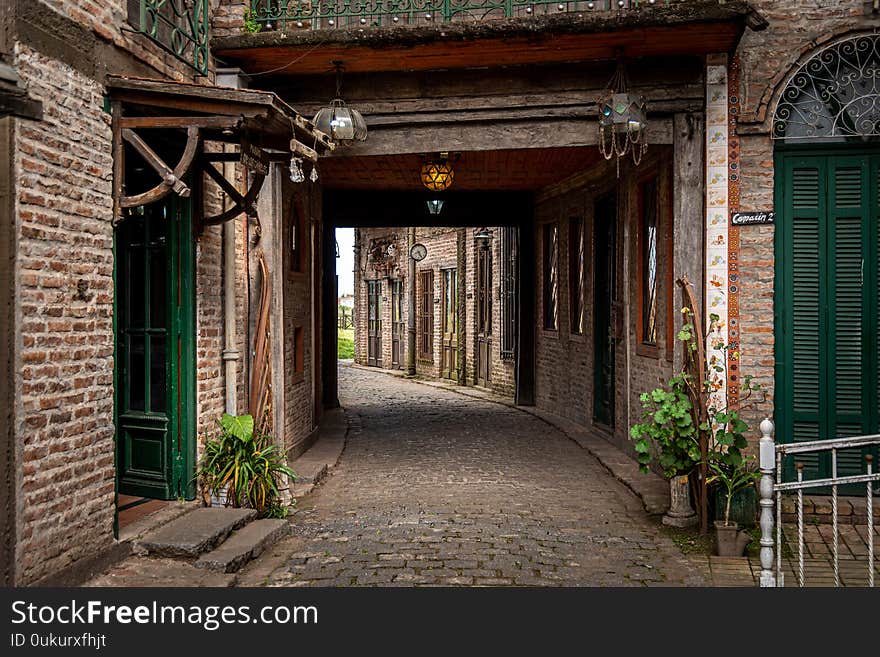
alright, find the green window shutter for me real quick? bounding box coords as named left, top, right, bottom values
left=789, top=163, right=823, bottom=479
left=777, top=151, right=880, bottom=486
left=828, top=161, right=869, bottom=477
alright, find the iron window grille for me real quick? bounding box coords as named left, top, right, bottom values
left=500, top=226, right=517, bottom=360
left=128, top=1, right=210, bottom=76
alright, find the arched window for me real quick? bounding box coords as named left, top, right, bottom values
left=773, top=33, right=880, bottom=141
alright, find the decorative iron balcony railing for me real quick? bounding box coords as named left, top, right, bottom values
left=132, top=1, right=210, bottom=75
left=248, top=0, right=673, bottom=31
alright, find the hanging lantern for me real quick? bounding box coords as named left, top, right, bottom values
left=420, top=153, right=454, bottom=191
left=313, top=62, right=368, bottom=143
left=426, top=199, right=444, bottom=215
left=599, top=57, right=648, bottom=177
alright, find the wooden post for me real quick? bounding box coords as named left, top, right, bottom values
left=672, top=112, right=704, bottom=368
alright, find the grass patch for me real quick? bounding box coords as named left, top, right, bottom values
left=338, top=328, right=354, bottom=359
left=661, top=524, right=715, bottom=555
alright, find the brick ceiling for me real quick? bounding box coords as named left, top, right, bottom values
left=319, top=147, right=603, bottom=191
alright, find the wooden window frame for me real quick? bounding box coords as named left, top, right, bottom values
left=477, top=246, right=492, bottom=335
left=542, top=222, right=559, bottom=332
left=664, top=170, right=675, bottom=362
left=569, top=215, right=585, bottom=336
left=637, top=177, right=660, bottom=358
left=418, top=269, right=434, bottom=361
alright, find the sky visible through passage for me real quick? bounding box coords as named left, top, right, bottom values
left=336, top=227, right=354, bottom=297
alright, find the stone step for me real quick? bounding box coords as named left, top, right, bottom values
left=137, top=507, right=258, bottom=558
left=194, top=519, right=290, bottom=573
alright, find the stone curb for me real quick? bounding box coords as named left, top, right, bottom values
left=289, top=406, right=349, bottom=500
left=344, top=362, right=670, bottom=516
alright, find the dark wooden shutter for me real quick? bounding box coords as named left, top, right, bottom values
left=778, top=152, right=880, bottom=483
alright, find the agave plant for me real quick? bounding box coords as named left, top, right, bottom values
left=197, top=413, right=295, bottom=518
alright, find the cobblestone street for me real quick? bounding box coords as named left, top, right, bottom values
left=242, top=365, right=707, bottom=587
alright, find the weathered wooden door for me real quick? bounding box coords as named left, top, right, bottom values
left=476, top=246, right=492, bottom=386
left=776, top=150, right=880, bottom=485
left=391, top=279, right=404, bottom=370
left=441, top=268, right=458, bottom=380
left=593, top=194, right=617, bottom=428
left=367, top=280, right=382, bottom=367
left=115, top=197, right=195, bottom=500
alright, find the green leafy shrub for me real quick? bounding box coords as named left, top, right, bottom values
left=197, top=413, right=295, bottom=517
left=707, top=456, right=759, bottom=526
left=630, top=306, right=763, bottom=480
left=630, top=374, right=701, bottom=478
left=242, top=8, right=261, bottom=33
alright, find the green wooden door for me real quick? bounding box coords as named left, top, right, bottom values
left=115, top=196, right=196, bottom=500
left=775, top=150, right=880, bottom=483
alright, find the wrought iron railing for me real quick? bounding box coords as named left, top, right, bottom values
left=248, top=0, right=674, bottom=31
left=133, top=1, right=210, bottom=75
left=758, top=419, right=879, bottom=587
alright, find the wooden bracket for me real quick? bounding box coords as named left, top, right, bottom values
left=117, top=126, right=200, bottom=215
left=200, top=157, right=266, bottom=225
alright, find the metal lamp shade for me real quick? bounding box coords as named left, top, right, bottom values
left=420, top=161, right=454, bottom=191
left=599, top=92, right=647, bottom=133
left=313, top=100, right=368, bottom=142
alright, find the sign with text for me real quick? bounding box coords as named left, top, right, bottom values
left=240, top=140, right=269, bottom=176
left=731, top=211, right=775, bottom=226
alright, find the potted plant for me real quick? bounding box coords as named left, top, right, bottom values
left=197, top=413, right=296, bottom=518
left=707, top=456, right=759, bottom=556
left=630, top=373, right=701, bottom=527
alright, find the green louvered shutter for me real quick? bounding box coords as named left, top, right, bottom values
left=788, top=161, right=823, bottom=480
left=777, top=152, right=879, bottom=486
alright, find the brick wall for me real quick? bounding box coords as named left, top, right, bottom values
left=13, top=44, right=116, bottom=584
left=8, top=1, right=247, bottom=584
left=213, top=1, right=247, bottom=38
left=732, top=1, right=878, bottom=432
left=282, top=179, right=319, bottom=458
left=34, top=0, right=209, bottom=82
left=534, top=150, right=675, bottom=456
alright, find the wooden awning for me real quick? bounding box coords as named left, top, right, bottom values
left=106, top=75, right=334, bottom=225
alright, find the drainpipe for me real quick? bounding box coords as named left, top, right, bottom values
left=216, top=69, right=246, bottom=414
left=407, top=227, right=416, bottom=376
left=222, top=205, right=239, bottom=415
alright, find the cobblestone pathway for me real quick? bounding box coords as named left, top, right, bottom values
left=248, top=365, right=707, bottom=587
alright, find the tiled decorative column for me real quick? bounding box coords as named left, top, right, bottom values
left=704, top=55, right=730, bottom=411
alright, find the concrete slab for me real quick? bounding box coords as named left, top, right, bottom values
left=137, top=507, right=257, bottom=558
left=195, top=519, right=290, bottom=573
left=85, top=557, right=237, bottom=587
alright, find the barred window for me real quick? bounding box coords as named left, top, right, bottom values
left=500, top=227, right=517, bottom=360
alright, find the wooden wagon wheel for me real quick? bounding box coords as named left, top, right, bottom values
left=119, top=126, right=200, bottom=209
